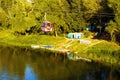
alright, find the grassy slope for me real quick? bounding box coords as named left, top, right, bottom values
left=0, top=30, right=120, bottom=64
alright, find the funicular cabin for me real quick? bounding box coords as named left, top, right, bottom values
left=41, top=21, right=52, bottom=32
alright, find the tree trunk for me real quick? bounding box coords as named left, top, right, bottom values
left=55, top=31, right=57, bottom=37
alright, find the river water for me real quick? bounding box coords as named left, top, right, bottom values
left=0, top=46, right=120, bottom=80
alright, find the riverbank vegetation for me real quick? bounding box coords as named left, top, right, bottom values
left=0, top=0, right=120, bottom=65
left=0, top=30, right=120, bottom=65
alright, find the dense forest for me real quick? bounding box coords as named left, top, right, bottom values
left=0, top=0, right=120, bottom=43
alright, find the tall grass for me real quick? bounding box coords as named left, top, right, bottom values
left=85, top=42, right=120, bottom=64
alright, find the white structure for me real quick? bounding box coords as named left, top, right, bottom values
left=80, top=39, right=91, bottom=44
left=68, top=32, right=84, bottom=39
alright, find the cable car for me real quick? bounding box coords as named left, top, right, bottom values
left=41, top=21, right=52, bottom=32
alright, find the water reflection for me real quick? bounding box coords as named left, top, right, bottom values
left=0, top=69, right=19, bottom=80
left=24, top=65, right=38, bottom=80
left=0, top=69, right=9, bottom=80
left=0, top=46, right=120, bottom=80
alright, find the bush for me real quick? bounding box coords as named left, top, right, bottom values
left=83, top=30, right=92, bottom=38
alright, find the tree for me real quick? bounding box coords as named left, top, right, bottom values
left=108, top=0, right=120, bottom=30
left=34, top=0, right=70, bottom=35
left=0, top=7, right=10, bottom=29
left=0, top=0, right=13, bottom=29
left=1, top=0, right=119, bottom=39
left=107, top=0, right=120, bottom=42
left=82, top=0, right=102, bottom=20
left=106, top=21, right=118, bottom=41
left=10, top=0, right=37, bottom=32
left=65, top=0, right=86, bottom=32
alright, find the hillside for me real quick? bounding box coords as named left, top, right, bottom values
left=0, top=30, right=120, bottom=65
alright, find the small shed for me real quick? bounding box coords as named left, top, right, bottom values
left=86, top=26, right=91, bottom=31
left=86, top=25, right=96, bottom=31
left=74, top=33, right=83, bottom=39
left=80, top=39, right=91, bottom=44
left=68, top=33, right=84, bottom=39
left=68, top=33, right=74, bottom=39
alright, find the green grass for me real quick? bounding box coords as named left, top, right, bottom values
left=0, top=30, right=65, bottom=46
left=0, top=30, right=120, bottom=65
left=81, top=41, right=120, bottom=64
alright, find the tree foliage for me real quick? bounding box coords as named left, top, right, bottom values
left=108, top=0, right=120, bottom=30
left=82, top=0, right=102, bottom=20
left=0, top=0, right=120, bottom=42
left=107, top=0, right=120, bottom=42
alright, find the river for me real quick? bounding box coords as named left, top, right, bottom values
left=0, top=45, right=120, bottom=80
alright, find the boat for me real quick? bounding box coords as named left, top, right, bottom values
left=31, top=44, right=70, bottom=54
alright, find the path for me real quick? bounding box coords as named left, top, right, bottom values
left=82, top=40, right=103, bottom=53
left=54, top=38, right=72, bottom=48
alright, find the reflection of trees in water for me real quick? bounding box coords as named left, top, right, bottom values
left=0, top=46, right=26, bottom=80
left=0, top=46, right=120, bottom=80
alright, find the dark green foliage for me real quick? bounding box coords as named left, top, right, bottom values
left=0, top=0, right=85, bottom=34
left=0, top=0, right=120, bottom=42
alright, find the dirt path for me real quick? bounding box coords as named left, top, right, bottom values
left=55, top=38, right=72, bottom=48
left=82, top=40, right=103, bottom=52
left=57, top=38, right=79, bottom=48
left=55, top=38, right=104, bottom=53
left=64, top=39, right=74, bottom=48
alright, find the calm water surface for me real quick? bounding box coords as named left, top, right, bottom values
left=0, top=46, right=120, bottom=80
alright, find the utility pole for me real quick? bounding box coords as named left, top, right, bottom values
left=44, top=12, right=47, bottom=21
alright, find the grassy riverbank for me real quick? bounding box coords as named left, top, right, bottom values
left=0, top=30, right=120, bottom=65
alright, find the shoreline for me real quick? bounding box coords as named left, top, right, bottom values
left=0, top=30, right=120, bottom=65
